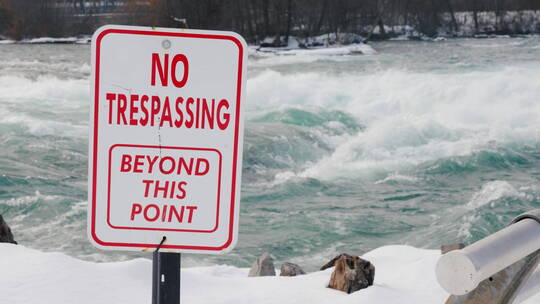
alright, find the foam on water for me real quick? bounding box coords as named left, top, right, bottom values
left=0, top=75, right=88, bottom=139
left=467, top=180, right=527, bottom=210
left=248, top=66, right=540, bottom=181
left=457, top=180, right=539, bottom=240
left=0, top=75, right=88, bottom=103
left=374, top=173, right=419, bottom=185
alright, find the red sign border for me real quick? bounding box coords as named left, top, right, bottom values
left=90, top=28, right=244, bottom=251
left=107, top=144, right=222, bottom=233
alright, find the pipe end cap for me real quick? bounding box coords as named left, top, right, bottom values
left=436, top=250, right=478, bottom=295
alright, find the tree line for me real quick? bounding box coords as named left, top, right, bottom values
left=1, top=0, right=539, bottom=42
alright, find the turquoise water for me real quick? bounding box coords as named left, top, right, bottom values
left=1, top=38, right=539, bottom=270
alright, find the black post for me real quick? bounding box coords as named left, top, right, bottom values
left=152, top=251, right=181, bottom=304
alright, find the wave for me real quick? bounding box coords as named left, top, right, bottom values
left=421, top=146, right=534, bottom=175
left=466, top=180, right=529, bottom=210
left=245, top=65, right=540, bottom=181
left=2, top=60, right=539, bottom=184
left=251, top=107, right=362, bottom=133
left=0, top=75, right=88, bottom=137
left=0, top=75, right=88, bottom=103
left=457, top=180, right=539, bottom=240
left=0, top=57, right=90, bottom=80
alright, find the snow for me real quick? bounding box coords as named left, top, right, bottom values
left=1, top=243, right=539, bottom=303
left=304, top=33, right=365, bottom=47
left=254, top=43, right=376, bottom=56
left=13, top=37, right=92, bottom=44
left=278, top=44, right=376, bottom=56
left=248, top=42, right=377, bottom=67
left=260, top=33, right=365, bottom=48
left=20, top=37, right=78, bottom=44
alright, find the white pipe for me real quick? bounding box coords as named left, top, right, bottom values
left=516, top=265, right=540, bottom=303
left=436, top=218, right=540, bottom=295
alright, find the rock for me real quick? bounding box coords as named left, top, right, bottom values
left=325, top=253, right=375, bottom=294
left=321, top=253, right=354, bottom=271
left=280, top=262, right=306, bottom=276
left=441, top=243, right=465, bottom=254
left=0, top=215, right=17, bottom=244
left=248, top=253, right=276, bottom=277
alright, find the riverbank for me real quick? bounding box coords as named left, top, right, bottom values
left=1, top=31, right=538, bottom=47
left=0, top=243, right=446, bottom=304
left=3, top=242, right=540, bottom=304
left=0, top=36, right=92, bottom=45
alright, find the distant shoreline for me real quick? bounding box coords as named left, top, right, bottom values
left=1, top=32, right=537, bottom=47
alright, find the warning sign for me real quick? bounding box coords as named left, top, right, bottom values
left=88, top=25, right=247, bottom=253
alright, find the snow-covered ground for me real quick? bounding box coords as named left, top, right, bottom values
left=2, top=243, right=538, bottom=304
left=249, top=35, right=377, bottom=63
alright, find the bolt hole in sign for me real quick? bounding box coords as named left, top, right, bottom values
left=88, top=25, right=247, bottom=253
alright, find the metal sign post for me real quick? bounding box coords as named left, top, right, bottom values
left=152, top=250, right=181, bottom=304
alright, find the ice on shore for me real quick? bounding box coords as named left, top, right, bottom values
left=254, top=43, right=377, bottom=56
left=274, top=43, right=376, bottom=56
left=249, top=43, right=377, bottom=67
left=252, top=33, right=376, bottom=58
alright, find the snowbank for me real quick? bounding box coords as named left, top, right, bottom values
left=1, top=243, right=538, bottom=303
left=253, top=33, right=375, bottom=57
left=303, top=33, right=365, bottom=47
left=278, top=44, right=376, bottom=56
left=20, top=37, right=78, bottom=44
left=11, top=37, right=92, bottom=44
left=254, top=43, right=376, bottom=57
left=260, top=33, right=365, bottom=48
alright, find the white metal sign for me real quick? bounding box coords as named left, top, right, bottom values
left=88, top=25, right=247, bottom=253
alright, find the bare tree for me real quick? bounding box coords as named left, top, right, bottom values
left=2, top=0, right=540, bottom=41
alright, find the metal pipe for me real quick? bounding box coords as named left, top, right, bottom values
left=436, top=218, right=540, bottom=295
left=516, top=265, right=540, bottom=304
